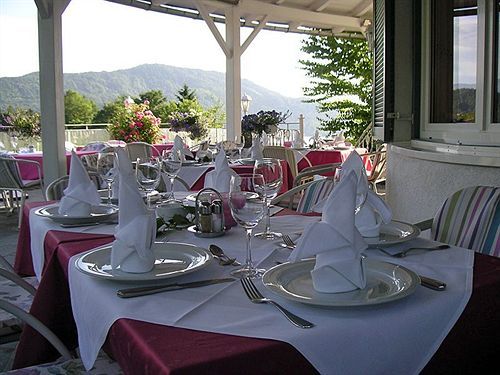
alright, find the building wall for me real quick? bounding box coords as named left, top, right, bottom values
left=386, top=145, right=500, bottom=223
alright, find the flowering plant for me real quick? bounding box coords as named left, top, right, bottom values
left=241, top=110, right=290, bottom=137
left=167, top=109, right=208, bottom=140
left=108, top=98, right=162, bottom=144
left=0, top=108, right=41, bottom=139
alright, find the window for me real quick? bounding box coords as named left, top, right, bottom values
left=421, top=0, right=500, bottom=146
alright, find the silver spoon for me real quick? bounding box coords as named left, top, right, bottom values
left=209, top=244, right=241, bottom=266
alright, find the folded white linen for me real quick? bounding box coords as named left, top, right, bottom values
left=58, top=151, right=101, bottom=216
left=204, top=145, right=238, bottom=192
left=289, top=171, right=367, bottom=293
left=172, top=135, right=193, bottom=162
left=250, top=136, right=263, bottom=160
left=110, top=148, right=156, bottom=273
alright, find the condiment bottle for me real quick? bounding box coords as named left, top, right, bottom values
left=198, top=202, right=213, bottom=233
left=211, top=200, right=224, bottom=233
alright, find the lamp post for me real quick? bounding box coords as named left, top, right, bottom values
left=241, top=93, right=252, bottom=116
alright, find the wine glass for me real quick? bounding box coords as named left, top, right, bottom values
left=135, top=156, right=161, bottom=208
left=229, top=173, right=266, bottom=278
left=97, top=151, right=117, bottom=206
left=253, top=158, right=283, bottom=240
left=234, top=135, right=245, bottom=160
left=161, top=149, right=182, bottom=202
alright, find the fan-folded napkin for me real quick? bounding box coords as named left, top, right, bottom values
left=58, top=151, right=100, bottom=216
left=204, top=145, right=237, bottom=192
left=289, top=171, right=367, bottom=293
left=250, top=136, right=264, bottom=160
left=110, top=148, right=156, bottom=273
left=172, top=135, right=193, bottom=162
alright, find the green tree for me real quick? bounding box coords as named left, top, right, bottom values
left=300, top=36, right=372, bottom=141
left=175, top=84, right=196, bottom=102
left=136, top=90, right=167, bottom=113
left=64, top=90, right=98, bottom=124
left=94, top=97, right=126, bottom=124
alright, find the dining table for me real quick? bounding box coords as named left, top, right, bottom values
left=12, top=200, right=499, bottom=374
left=13, top=150, right=97, bottom=181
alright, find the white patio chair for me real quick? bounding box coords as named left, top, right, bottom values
left=125, top=142, right=158, bottom=161
left=45, top=172, right=102, bottom=201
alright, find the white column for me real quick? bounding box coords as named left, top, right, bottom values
left=299, top=114, right=305, bottom=144
left=36, top=0, right=70, bottom=185
left=225, top=6, right=241, bottom=141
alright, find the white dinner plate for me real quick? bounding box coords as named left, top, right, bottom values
left=262, top=258, right=419, bottom=307
left=34, top=204, right=118, bottom=225
left=75, top=242, right=212, bottom=281
left=364, top=221, right=421, bottom=247
left=236, top=158, right=255, bottom=165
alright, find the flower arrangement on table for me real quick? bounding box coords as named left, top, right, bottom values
left=241, top=110, right=290, bottom=146
left=108, top=98, right=162, bottom=144
left=167, top=109, right=209, bottom=141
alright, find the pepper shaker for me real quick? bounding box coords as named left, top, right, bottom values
left=211, top=200, right=224, bottom=233
left=198, top=202, right=213, bottom=233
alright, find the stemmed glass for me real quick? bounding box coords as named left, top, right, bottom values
left=135, top=156, right=161, bottom=208
left=229, top=174, right=267, bottom=278
left=234, top=135, right=245, bottom=160
left=161, top=149, right=182, bottom=202
left=97, top=151, right=117, bottom=206
left=253, top=158, right=283, bottom=240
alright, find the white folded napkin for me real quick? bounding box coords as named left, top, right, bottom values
left=172, top=135, right=193, bottom=162
left=58, top=151, right=101, bottom=216
left=250, top=136, right=264, bottom=160
left=342, top=151, right=392, bottom=237
left=204, top=145, right=238, bottom=192
left=110, top=148, right=156, bottom=273
left=289, top=171, right=367, bottom=293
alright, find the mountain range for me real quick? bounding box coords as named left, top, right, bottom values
left=0, top=64, right=321, bottom=136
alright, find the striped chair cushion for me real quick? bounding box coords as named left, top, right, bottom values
left=432, top=186, right=500, bottom=257
left=296, top=178, right=335, bottom=213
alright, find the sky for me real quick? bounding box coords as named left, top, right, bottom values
left=0, top=0, right=311, bottom=98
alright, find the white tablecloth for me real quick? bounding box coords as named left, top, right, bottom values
left=68, top=216, right=473, bottom=373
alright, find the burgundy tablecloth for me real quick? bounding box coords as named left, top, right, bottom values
left=13, top=206, right=500, bottom=373
left=14, top=151, right=97, bottom=180
left=151, top=143, right=174, bottom=156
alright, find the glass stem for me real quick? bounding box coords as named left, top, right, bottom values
left=245, top=228, right=253, bottom=271
left=170, top=177, right=175, bottom=200
left=265, top=200, right=271, bottom=234
left=107, top=183, right=112, bottom=205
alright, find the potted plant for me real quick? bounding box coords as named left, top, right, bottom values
left=167, top=109, right=209, bottom=141
left=241, top=110, right=290, bottom=147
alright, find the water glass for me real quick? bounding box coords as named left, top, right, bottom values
left=136, top=156, right=161, bottom=208
left=229, top=174, right=266, bottom=278
left=253, top=158, right=283, bottom=240
left=97, top=151, right=117, bottom=206
left=234, top=135, right=245, bottom=159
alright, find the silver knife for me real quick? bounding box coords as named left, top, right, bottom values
left=419, top=275, right=447, bottom=291
left=117, top=277, right=236, bottom=298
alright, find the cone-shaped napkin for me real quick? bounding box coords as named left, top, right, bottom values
left=289, top=171, right=367, bottom=293
left=250, top=136, right=263, bottom=160
left=204, top=145, right=238, bottom=192
left=172, top=135, right=193, bottom=162
left=342, top=151, right=392, bottom=237
left=110, top=148, right=156, bottom=273
left=58, top=151, right=101, bottom=216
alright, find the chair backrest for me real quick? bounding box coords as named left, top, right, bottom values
left=80, top=141, right=111, bottom=152
left=0, top=156, right=23, bottom=190
left=263, top=146, right=298, bottom=178
left=125, top=142, right=156, bottom=161
left=45, top=172, right=103, bottom=200
left=366, top=150, right=387, bottom=182
left=432, top=186, right=500, bottom=256
left=296, top=178, right=336, bottom=213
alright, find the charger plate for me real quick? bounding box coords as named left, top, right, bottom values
left=262, top=258, right=419, bottom=307
left=364, top=221, right=420, bottom=247
left=75, top=242, right=212, bottom=281
left=34, top=204, right=118, bottom=225
left=236, top=158, right=255, bottom=165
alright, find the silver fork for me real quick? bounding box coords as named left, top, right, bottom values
left=240, top=278, right=314, bottom=329
left=281, top=234, right=296, bottom=249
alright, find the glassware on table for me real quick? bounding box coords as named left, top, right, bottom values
left=97, top=151, right=117, bottom=206
left=253, top=158, right=283, bottom=240
left=229, top=173, right=267, bottom=278
left=235, top=135, right=245, bottom=159
left=135, top=156, right=161, bottom=208
left=161, top=149, right=182, bottom=202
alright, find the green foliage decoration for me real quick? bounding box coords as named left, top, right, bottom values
left=300, top=36, right=372, bottom=142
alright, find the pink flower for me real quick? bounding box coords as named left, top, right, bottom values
left=145, top=110, right=153, bottom=116
left=144, top=100, right=150, bottom=105
left=136, top=112, right=144, bottom=120
left=124, top=96, right=134, bottom=107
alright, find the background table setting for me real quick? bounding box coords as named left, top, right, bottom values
left=10, top=146, right=499, bottom=374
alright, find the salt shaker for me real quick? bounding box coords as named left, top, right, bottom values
left=211, top=200, right=224, bottom=233
left=198, top=202, right=213, bottom=233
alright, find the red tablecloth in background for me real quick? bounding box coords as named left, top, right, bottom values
left=296, top=148, right=367, bottom=172
left=13, top=151, right=97, bottom=181
left=12, top=203, right=500, bottom=374
left=151, top=143, right=173, bottom=156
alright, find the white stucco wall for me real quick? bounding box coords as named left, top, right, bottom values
left=386, top=145, right=500, bottom=223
